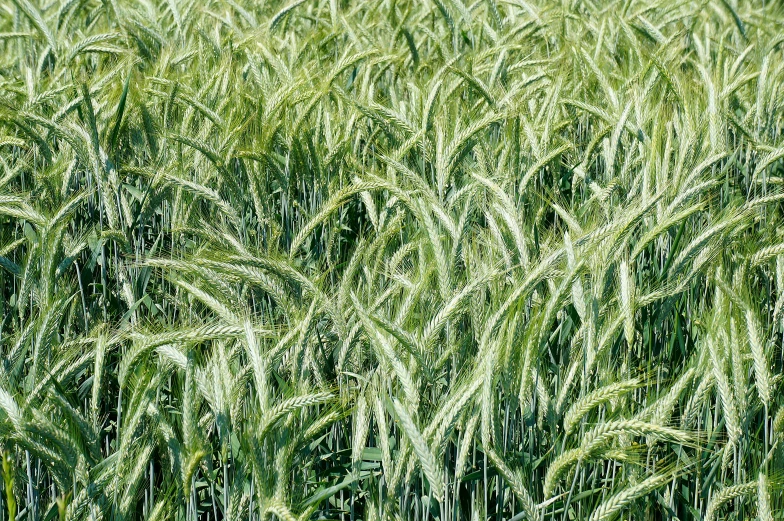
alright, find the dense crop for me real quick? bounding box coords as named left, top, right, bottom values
left=1, top=0, right=784, bottom=519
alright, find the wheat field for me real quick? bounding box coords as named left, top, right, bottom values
left=1, top=0, right=783, bottom=520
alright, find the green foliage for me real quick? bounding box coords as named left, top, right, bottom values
left=1, top=0, right=784, bottom=520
